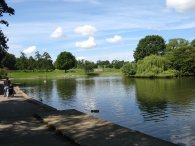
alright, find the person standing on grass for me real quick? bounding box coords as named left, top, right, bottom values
left=4, top=77, right=10, bottom=97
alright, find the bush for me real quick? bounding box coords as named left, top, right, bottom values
left=136, top=55, right=168, bottom=77
left=0, top=69, right=8, bottom=79
left=158, top=69, right=178, bottom=77
left=121, top=63, right=136, bottom=76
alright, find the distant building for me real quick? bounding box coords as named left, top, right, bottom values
left=94, top=68, right=103, bottom=72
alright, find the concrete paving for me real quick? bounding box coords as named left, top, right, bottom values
left=0, top=82, right=78, bottom=146
left=37, top=109, right=179, bottom=146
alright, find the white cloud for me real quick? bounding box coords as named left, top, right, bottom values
left=23, top=46, right=36, bottom=54
left=106, top=35, right=123, bottom=43
left=75, top=37, right=96, bottom=49
left=74, top=25, right=97, bottom=36
left=50, top=27, right=65, bottom=38
left=166, top=0, right=195, bottom=12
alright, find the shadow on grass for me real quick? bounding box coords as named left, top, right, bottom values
left=86, top=72, right=99, bottom=77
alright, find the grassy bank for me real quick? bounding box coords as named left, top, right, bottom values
left=8, top=69, right=122, bottom=79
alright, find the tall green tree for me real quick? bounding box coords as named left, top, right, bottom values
left=41, top=52, right=54, bottom=71
left=16, top=52, right=28, bottom=70
left=55, top=51, right=76, bottom=72
left=133, top=35, right=166, bottom=62
left=27, top=56, right=36, bottom=71
left=166, top=46, right=195, bottom=75
left=0, top=0, right=14, bottom=62
left=1, top=53, right=16, bottom=69
left=166, top=38, right=189, bottom=52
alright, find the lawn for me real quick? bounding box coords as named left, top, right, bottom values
left=8, top=69, right=122, bottom=79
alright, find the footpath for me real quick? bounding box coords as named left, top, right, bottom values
left=0, top=81, right=178, bottom=146
left=0, top=82, right=78, bottom=146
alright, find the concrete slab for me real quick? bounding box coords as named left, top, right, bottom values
left=38, top=109, right=179, bottom=146
left=0, top=83, right=78, bottom=146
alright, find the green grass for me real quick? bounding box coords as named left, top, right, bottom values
left=8, top=69, right=122, bottom=79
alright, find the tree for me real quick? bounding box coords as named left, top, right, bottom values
left=16, top=52, right=28, bottom=70
left=121, top=62, right=136, bottom=76
left=166, top=38, right=189, bottom=52
left=55, top=51, right=76, bottom=72
left=1, top=53, right=16, bottom=70
left=96, top=60, right=111, bottom=68
left=41, top=52, right=54, bottom=71
left=0, top=0, right=14, bottom=62
left=191, top=39, right=195, bottom=47
left=166, top=46, right=195, bottom=75
left=136, top=55, right=172, bottom=77
left=83, top=60, right=96, bottom=73
left=133, top=35, right=166, bottom=62
left=112, top=60, right=126, bottom=69
left=27, top=56, right=36, bottom=71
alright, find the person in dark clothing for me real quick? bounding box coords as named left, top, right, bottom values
left=9, top=83, right=14, bottom=97
left=4, top=78, right=10, bottom=97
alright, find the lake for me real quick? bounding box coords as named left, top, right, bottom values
left=16, top=76, right=195, bottom=146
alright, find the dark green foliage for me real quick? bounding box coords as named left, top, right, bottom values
left=0, top=68, right=7, bottom=79
left=55, top=51, right=76, bottom=72
left=1, top=53, right=16, bottom=69
left=35, top=51, right=54, bottom=71
left=83, top=60, right=96, bottom=73
left=112, top=60, right=127, bottom=69
left=166, top=46, right=195, bottom=75
left=166, top=38, right=189, bottom=52
left=191, top=39, right=195, bottom=47
left=121, top=63, right=136, bottom=76
left=16, top=52, right=28, bottom=70
left=15, top=51, right=54, bottom=71
left=0, top=30, right=8, bottom=61
left=97, top=60, right=111, bottom=68
left=27, top=56, right=36, bottom=70
left=133, top=35, right=166, bottom=62
left=0, top=0, right=14, bottom=62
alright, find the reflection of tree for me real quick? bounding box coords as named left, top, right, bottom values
left=135, top=78, right=195, bottom=121
left=19, top=79, right=53, bottom=100
left=120, top=77, right=137, bottom=97
left=56, top=78, right=76, bottom=100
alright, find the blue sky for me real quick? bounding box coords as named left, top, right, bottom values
left=2, top=0, right=195, bottom=62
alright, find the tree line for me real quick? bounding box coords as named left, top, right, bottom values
left=122, top=36, right=195, bottom=77
left=0, top=51, right=128, bottom=72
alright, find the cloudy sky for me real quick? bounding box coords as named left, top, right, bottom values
left=2, top=0, right=195, bottom=62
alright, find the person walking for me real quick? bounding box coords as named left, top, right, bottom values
left=4, top=77, right=10, bottom=97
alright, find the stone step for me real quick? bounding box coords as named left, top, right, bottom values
left=36, top=109, right=178, bottom=146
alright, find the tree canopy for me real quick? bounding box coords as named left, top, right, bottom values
left=166, top=46, right=195, bottom=75
left=191, top=39, right=195, bottom=47
left=0, top=0, right=14, bottom=62
left=133, top=35, right=166, bottom=62
left=1, top=53, right=16, bottom=69
left=166, top=38, right=189, bottom=52
left=55, top=51, right=76, bottom=72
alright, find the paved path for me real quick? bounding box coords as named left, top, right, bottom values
left=37, top=109, right=178, bottom=146
left=0, top=82, right=78, bottom=146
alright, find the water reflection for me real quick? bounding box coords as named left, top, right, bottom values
left=56, top=78, right=76, bottom=100
left=16, top=76, right=195, bottom=146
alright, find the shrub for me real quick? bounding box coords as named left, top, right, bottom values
left=0, top=69, right=8, bottom=79
left=121, top=63, right=136, bottom=76
left=136, top=55, right=168, bottom=77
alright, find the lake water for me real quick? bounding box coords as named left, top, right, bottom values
left=17, top=76, right=195, bottom=146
